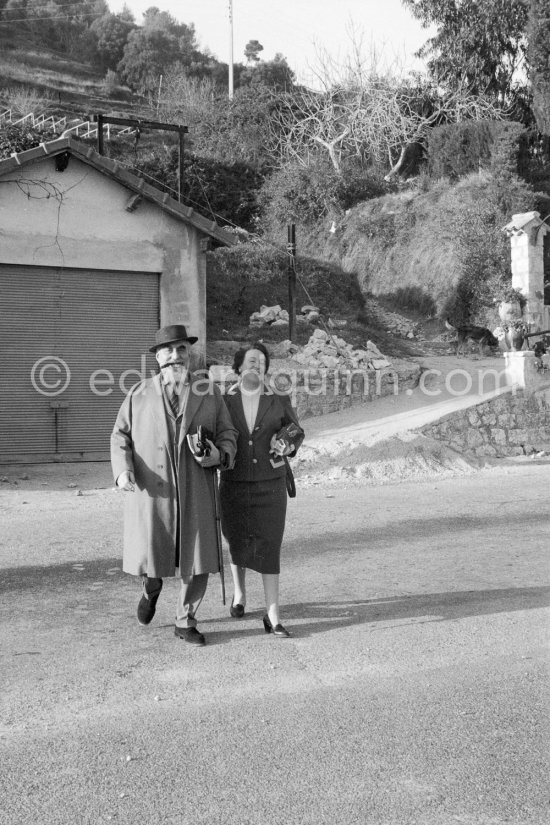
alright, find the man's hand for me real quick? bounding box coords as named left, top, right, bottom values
left=117, top=470, right=135, bottom=491
left=193, top=439, right=220, bottom=468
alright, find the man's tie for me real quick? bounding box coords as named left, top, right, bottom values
left=166, top=384, right=180, bottom=417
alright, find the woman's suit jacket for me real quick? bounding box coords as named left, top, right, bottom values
left=222, top=387, right=304, bottom=483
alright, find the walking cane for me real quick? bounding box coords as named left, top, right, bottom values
left=212, top=468, right=225, bottom=605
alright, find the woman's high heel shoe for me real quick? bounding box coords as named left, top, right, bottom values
left=262, top=614, right=291, bottom=637
left=230, top=599, right=245, bottom=619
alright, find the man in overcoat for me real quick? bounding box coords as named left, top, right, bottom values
left=111, top=324, right=238, bottom=646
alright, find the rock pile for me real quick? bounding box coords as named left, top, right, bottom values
left=249, top=303, right=348, bottom=330
left=249, top=304, right=289, bottom=328
left=274, top=329, right=391, bottom=370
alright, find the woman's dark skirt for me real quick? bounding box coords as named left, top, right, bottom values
left=219, top=477, right=287, bottom=574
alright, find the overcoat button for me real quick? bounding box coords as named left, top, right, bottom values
left=248, top=440, right=253, bottom=445
left=252, top=458, right=258, bottom=464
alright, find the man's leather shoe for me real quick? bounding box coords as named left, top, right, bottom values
left=230, top=599, right=245, bottom=618
left=174, top=626, right=206, bottom=645
left=137, top=593, right=160, bottom=626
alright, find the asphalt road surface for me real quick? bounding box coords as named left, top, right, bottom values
left=1, top=461, right=549, bottom=825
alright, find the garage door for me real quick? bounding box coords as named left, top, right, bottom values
left=0, top=265, right=159, bottom=463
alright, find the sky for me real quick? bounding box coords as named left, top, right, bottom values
left=108, top=0, right=433, bottom=85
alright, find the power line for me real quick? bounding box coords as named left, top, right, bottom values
left=116, top=156, right=321, bottom=308
left=117, top=158, right=319, bottom=311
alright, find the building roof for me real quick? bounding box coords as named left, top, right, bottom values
left=0, top=136, right=238, bottom=247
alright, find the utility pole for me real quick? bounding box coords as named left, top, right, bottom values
left=228, top=0, right=234, bottom=100
left=156, top=74, right=163, bottom=118
left=287, top=223, right=297, bottom=341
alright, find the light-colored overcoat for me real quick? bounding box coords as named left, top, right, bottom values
left=111, top=373, right=237, bottom=578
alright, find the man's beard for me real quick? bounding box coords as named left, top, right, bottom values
left=162, top=362, right=188, bottom=385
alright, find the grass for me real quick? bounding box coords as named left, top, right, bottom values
left=0, top=56, right=103, bottom=93
left=285, top=171, right=536, bottom=327
left=377, top=286, right=437, bottom=319
left=1, top=48, right=98, bottom=78
left=0, top=42, right=138, bottom=114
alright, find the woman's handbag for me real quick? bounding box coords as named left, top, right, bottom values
left=272, top=422, right=303, bottom=498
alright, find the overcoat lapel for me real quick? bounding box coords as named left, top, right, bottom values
left=149, top=374, right=171, bottom=450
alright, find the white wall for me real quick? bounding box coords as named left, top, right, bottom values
left=0, top=155, right=206, bottom=349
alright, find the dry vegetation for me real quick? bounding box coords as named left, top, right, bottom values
left=285, top=168, right=534, bottom=328
left=0, top=46, right=134, bottom=114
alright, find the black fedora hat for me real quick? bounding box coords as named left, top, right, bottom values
left=149, top=324, right=198, bottom=352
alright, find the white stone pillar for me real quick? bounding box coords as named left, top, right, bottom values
left=503, top=211, right=549, bottom=332
left=504, top=350, right=537, bottom=389
left=504, top=350, right=550, bottom=395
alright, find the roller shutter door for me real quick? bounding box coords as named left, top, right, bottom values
left=0, top=265, right=159, bottom=463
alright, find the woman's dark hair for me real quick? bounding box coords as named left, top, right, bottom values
left=232, top=342, right=270, bottom=374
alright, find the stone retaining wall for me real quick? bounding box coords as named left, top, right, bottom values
left=290, top=364, right=419, bottom=419
left=421, top=387, right=550, bottom=457
left=217, top=362, right=421, bottom=420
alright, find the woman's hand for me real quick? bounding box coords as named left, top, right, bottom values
left=270, top=434, right=292, bottom=456
left=193, top=439, right=220, bottom=468
left=117, top=470, right=135, bottom=491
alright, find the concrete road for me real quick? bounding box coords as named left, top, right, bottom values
left=1, top=461, right=549, bottom=825
left=302, top=354, right=511, bottom=450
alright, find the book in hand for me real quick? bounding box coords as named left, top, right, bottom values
left=274, top=422, right=303, bottom=450
left=269, top=422, right=302, bottom=468
left=187, top=425, right=212, bottom=457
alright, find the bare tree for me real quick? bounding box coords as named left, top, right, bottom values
left=269, top=38, right=505, bottom=178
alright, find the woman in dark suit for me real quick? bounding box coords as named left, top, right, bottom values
left=220, top=343, right=304, bottom=637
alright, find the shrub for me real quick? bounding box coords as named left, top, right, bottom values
left=520, top=132, right=550, bottom=198
left=259, top=159, right=341, bottom=225
left=259, top=157, right=387, bottom=227
left=443, top=172, right=535, bottom=325
left=184, top=155, right=264, bottom=231
left=333, top=160, right=388, bottom=210
left=206, top=240, right=364, bottom=323
left=2, top=87, right=56, bottom=117
left=110, top=142, right=264, bottom=231
left=427, top=120, right=527, bottom=180
left=383, top=286, right=437, bottom=317
left=0, top=123, right=57, bottom=158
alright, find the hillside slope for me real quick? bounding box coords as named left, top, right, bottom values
left=293, top=172, right=535, bottom=324
left=1, top=39, right=543, bottom=339
left=0, top=41, right=143, bottom=119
